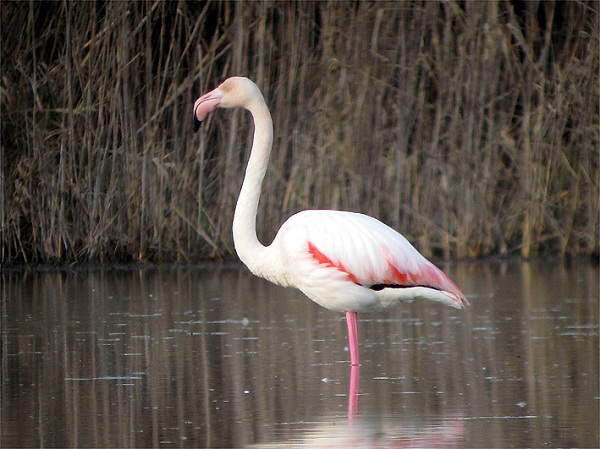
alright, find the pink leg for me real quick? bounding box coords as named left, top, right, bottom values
left=345, top=311, right=359, bottom=366
left=348, top=364, right=360, bottom=420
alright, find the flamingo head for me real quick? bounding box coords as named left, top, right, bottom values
left=193, top=77, right=262, bottom=132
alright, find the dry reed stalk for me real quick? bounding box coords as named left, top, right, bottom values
left=1, top=0, right=598, bottom=265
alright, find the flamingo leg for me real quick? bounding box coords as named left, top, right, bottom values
left=348, top=364, right=360, bottom=420
left=345, top=311, right=359, bottom=366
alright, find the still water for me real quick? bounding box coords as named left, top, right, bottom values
left=2, top=261, right=598, bottom=448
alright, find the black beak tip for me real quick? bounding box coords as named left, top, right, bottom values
left=193, top=115, right=201, bottom=133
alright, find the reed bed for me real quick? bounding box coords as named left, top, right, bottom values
left=1, top=1, right=598, bottom=264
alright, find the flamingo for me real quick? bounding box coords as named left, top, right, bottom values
left=193, top=77, right=468, bottom=367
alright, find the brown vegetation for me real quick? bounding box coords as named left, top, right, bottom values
left=1, top=1, right=598, bottom=264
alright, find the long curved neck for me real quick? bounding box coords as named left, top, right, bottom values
left=232, top=98, right=273, bottom=274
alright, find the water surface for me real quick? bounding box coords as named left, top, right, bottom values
left=2, top=261, right=598, bottom=447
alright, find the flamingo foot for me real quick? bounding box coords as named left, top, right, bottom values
left=345, top=311, right=359, bottom=366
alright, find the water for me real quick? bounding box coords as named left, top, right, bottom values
left=2, top=261, right=598, bottom=448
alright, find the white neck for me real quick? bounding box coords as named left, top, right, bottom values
left=231, top=98, right=274, bottom=275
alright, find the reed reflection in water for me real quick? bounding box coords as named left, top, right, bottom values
left=2, top=261, right=598, bottom=448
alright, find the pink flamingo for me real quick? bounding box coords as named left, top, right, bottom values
left=193, top=77, right=468, bottom=368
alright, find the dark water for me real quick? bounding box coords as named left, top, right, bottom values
left=2, top=261, right=598, bottom=448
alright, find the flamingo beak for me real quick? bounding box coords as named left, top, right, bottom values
left=193, top=104, right=202, bottom=133
left=193, top=89, right=223, bottom=133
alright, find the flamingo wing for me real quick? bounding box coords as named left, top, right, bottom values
left=269, top=210, right=468, bottom=312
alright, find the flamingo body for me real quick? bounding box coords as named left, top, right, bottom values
left=194, top=77, right=468, bottom=366
left=253, top=209, right=466, bottom=313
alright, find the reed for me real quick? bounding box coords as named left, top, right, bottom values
left=1, top=1, right=598, bottom=264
